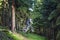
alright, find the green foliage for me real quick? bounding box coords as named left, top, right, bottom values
left=0, top=0, right=60, bottom=40
left=48, top=10, right=58, bottom=20
left=56, top=3, right=60, bottom=9
left=0, top=0, right=3, bottom=9
left=56, top=16, right=60, bottom=25
left=56, top=31, right=60, bottom=40
left=0, top=31, right=14, bottom=40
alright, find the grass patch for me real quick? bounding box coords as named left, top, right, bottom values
left=19, top=32, right=48, bottom=40
left=0, top=30, right=24, bottom=40
left=6, top=31, right=23, bottom=40
left=1, top=30, right=48, bottom=40
left=0, top=26, right=48, bottom=40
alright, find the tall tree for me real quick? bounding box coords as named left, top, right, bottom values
left=11, top=0, right=15, bottom=32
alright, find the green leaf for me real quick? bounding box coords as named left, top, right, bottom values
left=56, top=16, right=60, bottom=25
left=48, top=10, right=57, bottom=20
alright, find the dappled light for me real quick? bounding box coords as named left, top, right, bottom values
left=0, top=0, right=60, bottom=40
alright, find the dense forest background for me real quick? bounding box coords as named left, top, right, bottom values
left=0, top=0, right=60, bottom=40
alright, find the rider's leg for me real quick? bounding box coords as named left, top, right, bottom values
left=31, top=26, right=34, bottom=32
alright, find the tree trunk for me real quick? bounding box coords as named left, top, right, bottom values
left=11, top=0, right=15, bottom=32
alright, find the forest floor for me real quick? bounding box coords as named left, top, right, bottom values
left=0, top=26, right=47, bottom=40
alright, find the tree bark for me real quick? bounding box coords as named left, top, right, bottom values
left=11, top=0, right=15, bottom=32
